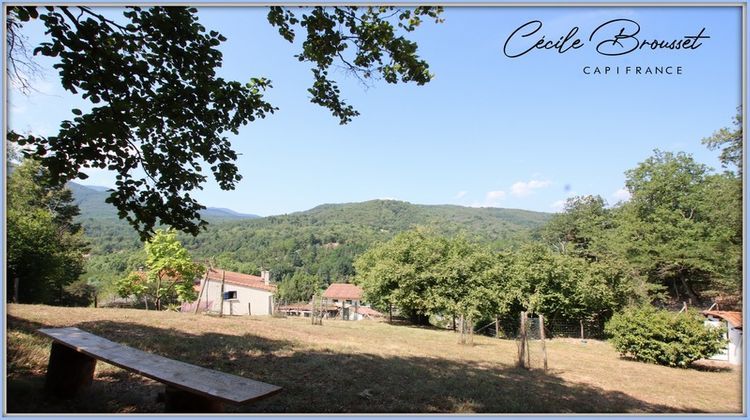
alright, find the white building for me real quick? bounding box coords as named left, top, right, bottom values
left=702, top=310, right=743, bottom=365
left=195, top=269, right=277, bottom=316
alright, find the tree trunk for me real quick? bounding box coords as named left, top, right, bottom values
left=495, top=316, right=500, bottom=338
left=672, top=278, right=681, bottom=300
left=156, top=275, right=162, bottom=311
left=468, top=316, right=474, bottom=346
left=680, top=276, right=699, bottom=302
left=458, top=314, right=465, bottom=344
left=13, top=277, right=19, bottom=303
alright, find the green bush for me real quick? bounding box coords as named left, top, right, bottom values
left=605, top=305, right=725, bottom=368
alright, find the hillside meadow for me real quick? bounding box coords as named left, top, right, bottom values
left=6, top=304, right=742, bottom=414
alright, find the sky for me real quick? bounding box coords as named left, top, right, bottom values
left=7, top=6, right=743, bottom=217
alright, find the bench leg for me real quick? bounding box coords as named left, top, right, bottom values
left=44, top=342, right=97, bottom=398
left=164, top=386, right=224, bottom=413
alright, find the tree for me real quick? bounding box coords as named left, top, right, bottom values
left=63, top=278, right=99, bottom=307
left=612, top=150, right=740, bottom=300
left=354, top=228, right=507, bottom=330
left=7, top=6, right=443, bottom=240
left=541, top=195, right=611, bottom=259
left=505, top=244, right=623, bottom=322
left=116, top=229, right=203, bottom=310
left=431, top=238, right=499, bottom=339
left=700, top=110, right=743, bottom=295
left=276, top=270, right=322, bottom=304
left=354, top=228, right=447, bottom=324
left=702, top=107, right=742, bottom=175
left=6, top=158, right=89, bottom=304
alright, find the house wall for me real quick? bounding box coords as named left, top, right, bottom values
left=728, top=326, right=742, bottom=365
left=326, top=298, right=370, bottom=320
left=705, top=317, right=743, bottom=365
left=705, top=318, right=729, bottom=361
left=200, top=279, right=274, bottom=316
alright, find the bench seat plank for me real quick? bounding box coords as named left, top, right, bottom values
left=38, top=327, right=281, bottom=404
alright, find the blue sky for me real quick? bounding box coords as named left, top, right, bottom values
left=7, top=6, right=742, bottom=216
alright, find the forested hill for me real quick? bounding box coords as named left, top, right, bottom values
left=69, top=182, right=261, bottom=221
left=75, top=185, right=552, bottom=288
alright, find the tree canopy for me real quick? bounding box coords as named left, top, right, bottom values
left=702, top=107, right=743, bottom=175
left=610, top=150, right=741, bottom=300
left=7, top=5, right=443, bottom=240
left=7, top=158, right=89, bottom=304
left=354, top=229, right=629, bottom=327
left=116, top=229, right=203, bottom=310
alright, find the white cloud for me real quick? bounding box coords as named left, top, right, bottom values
left=486, top=190, right=506, bottom=201
left=469, top=190, right=507, bottom=208
left=550, top=200, right=566, bottom=212
left=511, top=179, right=552, bottom=197
left=612, top=188, right=631, bottom=202
left=454, top=190, right=467, bottom=199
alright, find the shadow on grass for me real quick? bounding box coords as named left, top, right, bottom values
left=688, top=360, right=736, bottom=373
left=615, top=354, right=736, bottom=373
left=7, top=314, right=703, bottom=414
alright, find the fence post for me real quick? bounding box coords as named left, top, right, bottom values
left=495, top=316, right=500, bottom=338
left=468, top=316, right=474, bottom=346
left=540, top=314, right=548, bottom=372
left=579, top=319, right=584, bottom=340
left=518, top=311, right=527, bottom=368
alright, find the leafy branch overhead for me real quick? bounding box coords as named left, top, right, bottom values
left=268, top=6, right=443, bottom=124
left=7, top=5, right=443, bottom=240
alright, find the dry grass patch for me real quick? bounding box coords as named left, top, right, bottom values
left=6, top=304, right=742, bottom=413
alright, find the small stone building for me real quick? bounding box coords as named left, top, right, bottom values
left=322, top=283, right=382, bottom=320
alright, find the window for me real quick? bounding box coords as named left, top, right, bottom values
left=223, top=291, right=237, bottom=300
left=346, top=300, right=352, bottom=305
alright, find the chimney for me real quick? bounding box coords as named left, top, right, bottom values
left=261, top=270, right=271, bottom=285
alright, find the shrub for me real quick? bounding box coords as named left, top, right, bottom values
left=605, top=305, right=726, bottom=367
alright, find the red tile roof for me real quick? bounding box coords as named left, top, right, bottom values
left=323, top=283, right=363, bottom=300
left=205, top=268, right=276, bottom=292
left=702, top=311, right=742, bottom=329
left=353, top=306, right=383, bottom=318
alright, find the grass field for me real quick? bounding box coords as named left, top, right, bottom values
left=6, top=304, right=743, bottom=414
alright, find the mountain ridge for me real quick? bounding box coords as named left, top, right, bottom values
left=69, top=182, right=261, bottom=220
left=73, top=184, right=553, bottom=286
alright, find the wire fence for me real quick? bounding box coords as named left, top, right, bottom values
left=477, top=315, right=607, bottom=340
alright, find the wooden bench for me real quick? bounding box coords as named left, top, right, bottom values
left=38, top=327, right=282, bottom=412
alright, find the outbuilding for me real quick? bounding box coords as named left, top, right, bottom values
left=322, top=283, right=382, bottom=320
left=702, top=310, right=742, bottom=365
